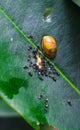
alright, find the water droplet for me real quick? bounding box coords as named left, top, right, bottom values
left=42, top=8, right=52, bottom=23
left=36, top=121, right=40, bottom=126
left=42, top=15, right=51, bottom=23
left=10, top=37, right=13, bottom=42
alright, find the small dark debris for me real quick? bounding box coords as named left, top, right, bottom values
left=38, top=71, right=41, bottom=76
left=52, top=77, right=56, bottom=81
left=53, top=70, right=60, bottom=76
left=45, top=104, right=49, bottom=108
left=67, top=100, right=72, bottom=107
left=27, top=35, right=33, bottom=39
left=50, top=75, right=56, bottom=81
left=50, top=65, right=54, bottom=69
left=38, top=76, right=43, bottom=80
left=24, top=45, right=59, bottom=81
left=48, top=70, right=52, bottom=75
left=45, top=98, right=48, bottom=102
left=37, top=45, right=41, bottom=50
left=45, top=104, right=48, bottom=109
left=56, top=72, right=60, bottom=76
left=29, top=61, right=33, bottom=67
left=48, top=73, right=53, bottom=78
left=27, top=46, right=32, bottom=51
left=38, top=94, right=43, bottom=99
left=32, top=49, right=38, bottom=55
left=28, top=72, right=33, bottom=77
left=33, top=68, right=37, bottom=72
left=23, top=66, right=28, bottom=69
left=42, top=61, right=47, bottom=68
left=44, top=72, right=48, bottom=77
left=27, top=57, right=31, bottom=61
left=28, top=55, right=31, bottom=58
left=45, top=98, right=49, bottom=110
left=32, top=64, right=37, bottom=69
left=40, top=71, right=44, bottom=76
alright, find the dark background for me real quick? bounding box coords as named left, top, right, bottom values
left=0, top=117, right=33, bottom=130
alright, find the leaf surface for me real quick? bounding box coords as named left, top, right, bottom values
left=0, top=0, right=80, bottom=130
left=72, top=0, right=80, bottom=6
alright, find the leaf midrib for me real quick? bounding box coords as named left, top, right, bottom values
left=0, top=7, right=80, bottom=95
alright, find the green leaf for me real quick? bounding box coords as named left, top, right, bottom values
left=72, top=0, right=80, bottom=7
left=0, top=98, right=18, bottom=117
left=0, top=0, right=80, bottom=130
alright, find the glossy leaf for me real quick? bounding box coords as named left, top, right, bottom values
left=72, top=0, right=80, bottom=6
left=0, top=98, right=18, bottom=117
left=0, top=0, right=80, bottom=130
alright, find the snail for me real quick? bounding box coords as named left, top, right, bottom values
left=42, top=36, right=57, bottom=58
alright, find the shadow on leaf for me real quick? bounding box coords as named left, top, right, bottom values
left=0, top=78, right=28, bottom=99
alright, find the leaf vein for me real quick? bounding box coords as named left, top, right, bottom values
left=0, top=7, right=80, bottom=95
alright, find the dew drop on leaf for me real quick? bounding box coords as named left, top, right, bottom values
left=10, top=37, right=13, bottom=42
